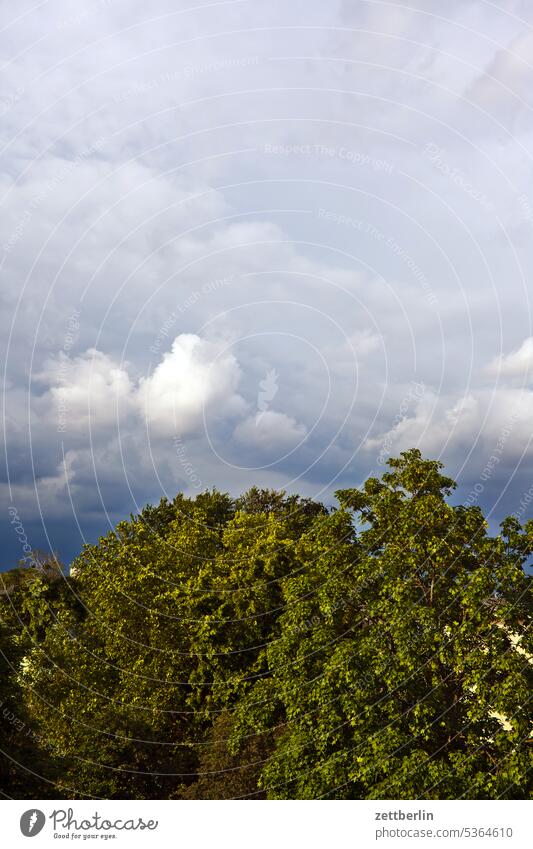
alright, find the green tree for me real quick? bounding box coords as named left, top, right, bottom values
left=179, top=711, right=270, bottom=799
left=0, top=560, right=68, bottom=797
left=18, top=489, right=321, bottom=798
left=234, top=450, right=532, bottom=799
left=5, top=455, right=532, bottom=800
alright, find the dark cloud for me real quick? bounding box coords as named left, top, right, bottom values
left=2, top=0, right=533, bottom=567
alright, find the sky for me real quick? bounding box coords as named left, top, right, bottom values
left=2, top=0, right=533, bottom=567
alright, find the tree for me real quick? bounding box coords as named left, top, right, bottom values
left=4, top=455, right=532, bottom=799
left=17, top=489, right=321, bottom=797
left=0, top=561, right=68, bottom=797
left=234, top=450, right=532, bottom=799
left=179, top=711, right=270, bottom=799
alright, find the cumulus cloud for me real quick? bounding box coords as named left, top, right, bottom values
left=138, top=334, right=246, bottom=435
left=35, top=334, right=247, bottom=439
left=487, top=337, right=533, bottom=379
left=365, top=385, right=533, bottom=465
left=234, top=410, right=307, bottom=452
left=4, top=0, right=533, bottom=563
left=349, top=329, right=382, bottom=357
left=35, top=349, right=136, bottom=428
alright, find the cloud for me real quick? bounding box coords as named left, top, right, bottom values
left=35, top=333, right=247, bottom=439
left=465, top=29, right=533, bottom=124
left=138, top=333, right=246, bottom=436
left=35, top=349, right=136, bottom=428
left=487, top=337, right=533, bottom=379
left=349, top=329, right=382, bottom=357
left=4, top=0, right=533, bottom=565
left=234, top=410, right=307, bottom=451
left=365, top=384, right=533, bottom=467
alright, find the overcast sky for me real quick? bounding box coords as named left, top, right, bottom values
left=2, top=0, right=533, bottom=566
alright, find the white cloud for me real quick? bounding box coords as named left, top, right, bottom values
left=35, top=334, right=247, bottom=438
left=465, top=29, right=533, bottom=122
left=35, top=349, right=136, bottom=428
left=364, top=391, right=480, bottom=462
left=234, top=410, right=307, bottom=451
left=138, top=333, right=246, bottom=436
left=349, top=329, right=381, bottom=357
left=487, top=337, right=533, bottom=378
left=365, top=385, right=533, bottom=464
left=5, top=0, right=533, bottom=560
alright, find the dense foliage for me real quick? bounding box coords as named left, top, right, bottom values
left=1, top=451, right=531, bottom=799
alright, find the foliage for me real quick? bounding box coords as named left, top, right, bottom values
left=1, top=454, right=531, bottom=799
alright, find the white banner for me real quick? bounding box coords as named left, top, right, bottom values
left=2, top=799, right=530, bottom=848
